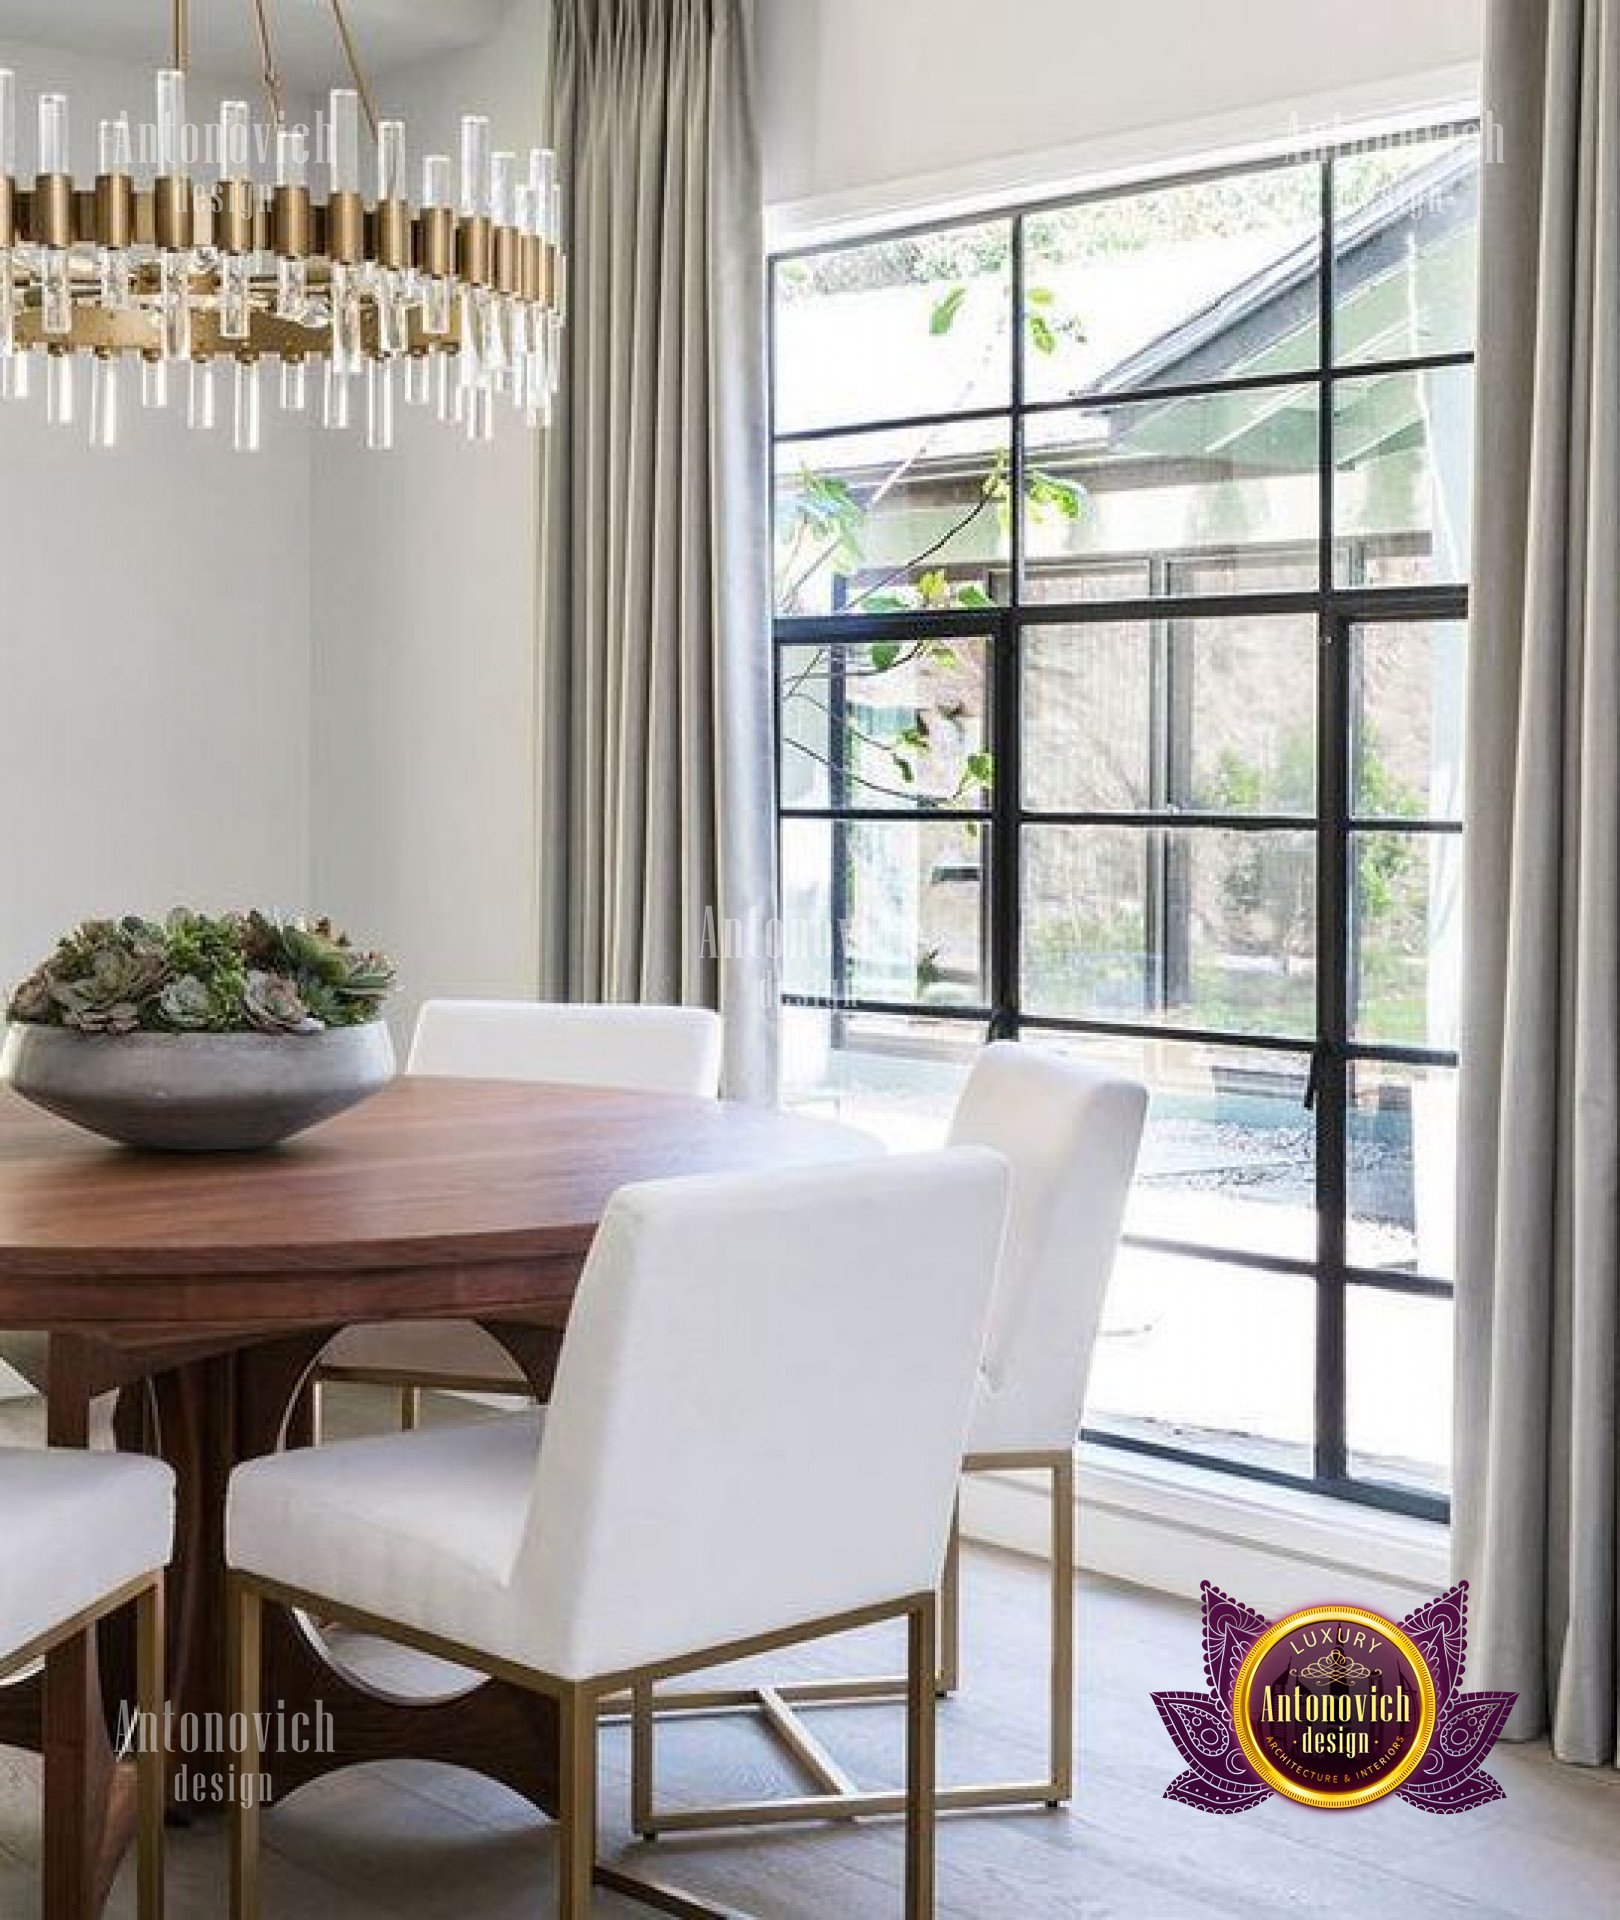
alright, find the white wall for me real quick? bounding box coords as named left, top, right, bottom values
left=0, top=39, right=312, bottom=995
left=757, top=0, right=1483, bottom=219
left=308, top=0, right=549, bottom=1031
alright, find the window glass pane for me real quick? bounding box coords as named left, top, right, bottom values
left=1351, top=830, right=1463, bottom=1047
left=780, top=637, right=991, bottom=813
left=1022, top=825, right=1316, bottom=1037
left=1031, top=1031, right=1315, bottom=1260
left=1352, top=619, right=1466, bottom=822
left=1023, top=165, right=1321, bottom=403
left=1334, top=365, right=1474, bottom=587
left=775, top=418, right=1011, bottom=617
left=780, top=1007, right=980, bottom=1149
left=1023, top=387, right=1320, bottom=599
left=1334, top=135, right=1480, bottom=365
left=1349, top=1061, right=1457, bottom=1279
left=781, top=818, right=987, bottom=1007
left=1023, top=557, right=1155, bottom=605
left=1347, top=1286, right=1453, bottom=1495
left=772, top=222, right=1012, bottom=435
left=1022, top=617, right=1317, bottom=815
left=1088, top=1248, right=1315, bottom=1476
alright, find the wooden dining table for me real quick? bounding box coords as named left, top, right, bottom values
left=0, top=1074, right=872, bottom=1918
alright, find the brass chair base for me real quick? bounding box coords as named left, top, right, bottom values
left=0, top=1571, right=167, bottom=1920
left=229, top=1573, right=941, bottom=1920
left=311, top=1367, right=534, bottom=1440
left=626, top=1453, right=1076, bottom=1836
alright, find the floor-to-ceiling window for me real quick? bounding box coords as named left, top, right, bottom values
left=772, top=124, right=1479, bottom=1520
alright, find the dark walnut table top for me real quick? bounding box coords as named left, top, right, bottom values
left=0, top=1077, right=873, bottom=1326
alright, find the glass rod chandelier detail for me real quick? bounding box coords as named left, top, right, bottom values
left=0, top=1, right=566, bottom=451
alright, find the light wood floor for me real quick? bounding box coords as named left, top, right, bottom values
left=2, top=1388, right=1618, bottom=1917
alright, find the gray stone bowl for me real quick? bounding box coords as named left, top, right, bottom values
left=0, top=1023, right=396, bottom=1151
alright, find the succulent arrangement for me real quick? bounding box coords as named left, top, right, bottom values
left=7, top=910, right=395, bottom=1037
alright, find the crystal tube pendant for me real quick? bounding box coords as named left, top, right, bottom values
left=161, top=249, right=193, bottom=362
left=322, top=361, right=351, bottom=431
left=277, top=255, right=308, bottom=324
left=187, top=359, right=217, bottom=432
left=459, top=117, right=491, bottom=218
left=404, top=353, right=431, bottom=407
left=217, top=102, right=253, bottom=340
left=97, top=117, right=134, bottom=310
left=434, top=349, right=454, bottom=423
left=274, top=126, right=308, bottom=321
left=481, top=294, right=507, bottom=378
left=377, top=272, right=408, bottom=358
left=232, top=358, right=261, bottom=453
left=89, top=353, right=120, bottom=450
left=366, top=359, right=395, bottom=452
left=155, top=71, right=192, bottom=363
left=38, top=91, right=74, bottom=338
left=374, top=121, right=411, bottom=358
left=279, top=357, right=308, bottom=413
left=423, top=275, right=454, bottom=340
left=330, top=89, right=361, bottom=195
left=0, top=68, right=14, bottom=184
left=1, top=347, right=31, bottom=402
left=40, top=250, right=71, bottom=338
left=421, top=154, right=454, bottom=337
left=331, top=263, right=361, bottom=376
left=471, top=379, right=495, bottom=444
left=140, top=355, right=169, bottom=409
left=156, top=69, right=186, bottom=175
left=0, top=263, right=15, bottom=362
left=220, top=253, right=252, bottom=342
left=45, top=352, right=74, bottom=427
left=459, top=291, right=484, bottom=389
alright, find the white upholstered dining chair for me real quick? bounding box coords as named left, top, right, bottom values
left=632, top=1040, right=1147, bottom=1832
left=316, top=998, right=724, bottom=1419
left=226, top=1148, right=1009, bottom=1920
left=0, top=1447, right=174, bottom=1918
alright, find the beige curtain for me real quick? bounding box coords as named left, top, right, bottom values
left=537, top=0, right=778, bottom=1100
left=1454, top=0, right=1620, bottom=1762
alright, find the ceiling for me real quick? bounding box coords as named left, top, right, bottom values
left=0, top=0, right=510, bottom=85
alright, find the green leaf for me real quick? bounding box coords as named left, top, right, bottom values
left=1026, top=285, right=1056, bottom=305
left=929, top=285, right=968, bottom=334
left=868, top=640, right=902, bottom=671
left=1026, top=469, right=1087, bottom=521
left=1027, top=313, right=1057, bottom=356
left=953, top=582, right=993, bottom=608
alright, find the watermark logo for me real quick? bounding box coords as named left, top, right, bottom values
left=116, top=1700, right=335, bottom=1811
left=1154, top=1580, right=1515, bottom=1814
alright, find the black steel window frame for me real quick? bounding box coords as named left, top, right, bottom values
left=771, top=126, right=1477, bottom=1524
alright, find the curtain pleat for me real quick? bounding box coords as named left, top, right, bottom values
left=538, top=0, right=776, bottom=1097
left=1455, top=0, right=1620, bottom=1766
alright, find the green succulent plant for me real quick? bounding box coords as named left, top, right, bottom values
left=6, top=909, right=396, bottom=1036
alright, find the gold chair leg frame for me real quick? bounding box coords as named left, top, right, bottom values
left=0, top=1572, right=168, bottom=1920
left=627, top=1452, right=1077, bottom=1834
left=136, top=1576, right=167, bottom=1920
left=228, top=1573, right=939, bottom=1920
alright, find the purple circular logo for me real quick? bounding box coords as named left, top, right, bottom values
left=1232, top=1604, right=1437, bottom=1808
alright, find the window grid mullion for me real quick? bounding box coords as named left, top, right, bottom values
left=772, top=127, right=1474, bottom=1522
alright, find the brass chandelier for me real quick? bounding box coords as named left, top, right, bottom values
left=0, top=0, right=565, bottom=450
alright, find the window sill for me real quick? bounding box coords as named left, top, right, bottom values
left=959, top=1442, right=1450, bottom=1619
